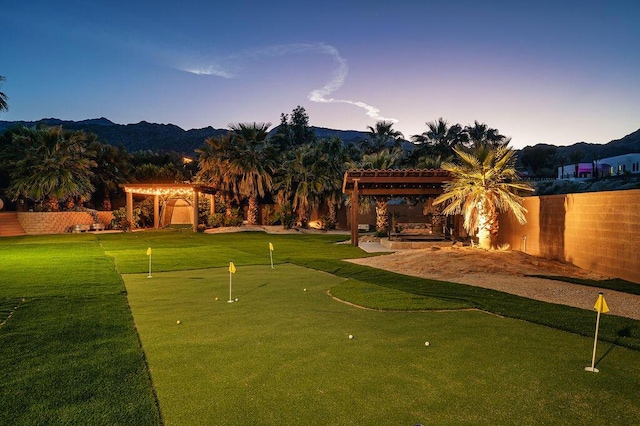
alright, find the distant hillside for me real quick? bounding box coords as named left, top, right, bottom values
left=1, top=118, right=638, bottom=158
left=0, top=118, right=372, bottom=154
left=0, top=118, right=229, bottom=153
left=523, top=128, right=640, bottom=160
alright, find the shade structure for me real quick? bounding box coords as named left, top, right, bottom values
left=342, top=169, right=452, bottom=246
left=120, top=183, right=217, bottom=232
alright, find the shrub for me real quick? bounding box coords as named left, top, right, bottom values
left=111, top=207, right=141, bottom=231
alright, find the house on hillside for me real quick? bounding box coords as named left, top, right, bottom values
left=558, top=153, right=640, bottom=179
left=600, top=153, right=640, bottom=176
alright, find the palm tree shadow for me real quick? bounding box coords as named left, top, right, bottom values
left=596, top=327, right=632, bottom=366
left=238, top=282, right=269, bottom=297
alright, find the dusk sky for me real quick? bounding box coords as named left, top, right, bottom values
left=2, top=0, right=639, bottom=149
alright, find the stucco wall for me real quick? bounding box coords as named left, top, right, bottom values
left=17, top=211, right=114, bottom=235
left=498, top=189, right=640, bottom=284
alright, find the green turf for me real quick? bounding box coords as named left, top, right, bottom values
left=2, top=230, right=640, bottom=425
left=124, top=265, right=640, bottom=425
left=0, top=234, right=161, bottom=425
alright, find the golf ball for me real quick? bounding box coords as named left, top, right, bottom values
left=177, top=320, right=181, bottom=325
left=214, top=297, right=219, bottom=301
left=235, top=298, right=238, bottom=302
left=425, top=341, right=430, bottom=346
left=303, top=288, right=307, bottom=292
left=349, top=334, right=354, bottom=339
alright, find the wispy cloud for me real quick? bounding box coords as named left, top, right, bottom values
left=178, top=43, right=397, bottom=123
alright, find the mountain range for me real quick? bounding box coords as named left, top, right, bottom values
left=0, top=117, right=638, bottom=160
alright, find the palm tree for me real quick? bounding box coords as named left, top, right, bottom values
left=411, top=118, right=466, bottom=159
left=433, top=143, right=533, bottom=249
left=0, top=76, right=8, bottom=113
left=90, top=141, right=132, bottom=210
left=361, top=120, right=404, bottom=154
left=356, top=148, right=403, bottom=234
left=568, top=151, right=584, bottom=178
left=464, top=121, right=506, bottom=148
left=226, top=122, right=275, bottom=225
left=196, top=133, right=238, bottom=219
left=1, top=125, right=97, bottom=210
left=315, top=137, right=352, bottom=227
left=275, top=144, right=326, bottom=226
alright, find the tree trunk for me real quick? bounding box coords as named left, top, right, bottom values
left=103, top=188, right=112, bottom=211
left=327, top=202, right=337, bottom=226
left=476, top=200, right=498, bottom=250
left=375, top=198, right=388, bottom=234
left=247, top=196, right=258, bottom=225
left=225, top=197, right=233, bottom=218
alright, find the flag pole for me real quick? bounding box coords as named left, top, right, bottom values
left=147, top=247, right=152, bottom=278
left=585, top=308, right=602, bottom=373
left=585, top=292, right=608, bottom=373
left=228, top=261, right=236, bottom=303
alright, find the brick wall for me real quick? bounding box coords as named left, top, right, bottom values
left=498, top=189, right=640, bottom=284
left=17, top=211, right=114, bottom=235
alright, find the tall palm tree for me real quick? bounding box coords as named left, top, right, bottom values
left=275, top=144, right=326, bottom=226
left=196, top=133, right=238, bottom=218
left=314, top=137, right=352, bottom=227
left=2, top=125, right=97, bottom=210
left=361, top=120, right=404, bottom=154
left=90, top=141, right=132, bottom=210
left=0, top=76, right=8, bottom=113
left=411, top=118, right=466, bottom=159
left=464, top=121, right=506, bottom=148
left=226, top=122, right=275, bottom=224
left=433, top=143, right=533, bottom=249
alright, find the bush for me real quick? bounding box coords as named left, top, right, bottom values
left=111, top=207, right=141, bottom=231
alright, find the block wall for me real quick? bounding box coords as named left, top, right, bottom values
left=498, top=189, right=640, bottom=284
left=17, top=211, right=114, bottom=235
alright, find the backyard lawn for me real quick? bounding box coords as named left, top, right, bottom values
left=1, top=230, right=639, bottom=425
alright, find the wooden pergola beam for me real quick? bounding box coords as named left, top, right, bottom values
left=342, top=169, right=452, bottom=246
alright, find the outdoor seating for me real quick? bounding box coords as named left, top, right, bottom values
left=70, top=224, right=90, bottom=233
left=389, top=222, right=445, bottom=241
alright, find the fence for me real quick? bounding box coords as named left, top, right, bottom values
left=498, top=189, right=640, bottom=284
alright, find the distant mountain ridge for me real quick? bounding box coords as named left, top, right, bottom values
left=0, top=118, right=638, bottom=158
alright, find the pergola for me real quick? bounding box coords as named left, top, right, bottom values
left=120, top=183, right=217, bottom=232
left=342, top=169, right=452, bottom=246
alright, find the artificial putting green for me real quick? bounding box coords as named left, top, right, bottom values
left=124, top=264, right=640, bottom=425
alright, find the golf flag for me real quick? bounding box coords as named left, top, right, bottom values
left=586, top=292, right=609, bottom=373
left=594, top=293, right=609, bottom=313
left=268, top=242, right=274, bottom=269
left=146, top=247, right=152, bottom=278
left=228, top=262, right=236, bottom=303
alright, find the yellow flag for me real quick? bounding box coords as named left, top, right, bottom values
left=269, top=242, right=274, bottom=252
left=594, top=293, right=609, bottom=313
left=146, top=247, right=152, bottom=256
left=229, top=262, right=236, bottom=274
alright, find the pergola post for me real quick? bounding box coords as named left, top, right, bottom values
left=351, top=179, right=360, bottom=246
left=126, top=191, right=133, bottom=228
left=209, top=194, right=215, bottom=215
left=153, top=195, right=160, bottom=229
left=192, top=190, right=199, bottom=232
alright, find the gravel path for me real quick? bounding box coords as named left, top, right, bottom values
left=347, top=245, right=640, bottom=320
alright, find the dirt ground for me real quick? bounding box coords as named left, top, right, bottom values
left=346, top=244, right=640, bottom=320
